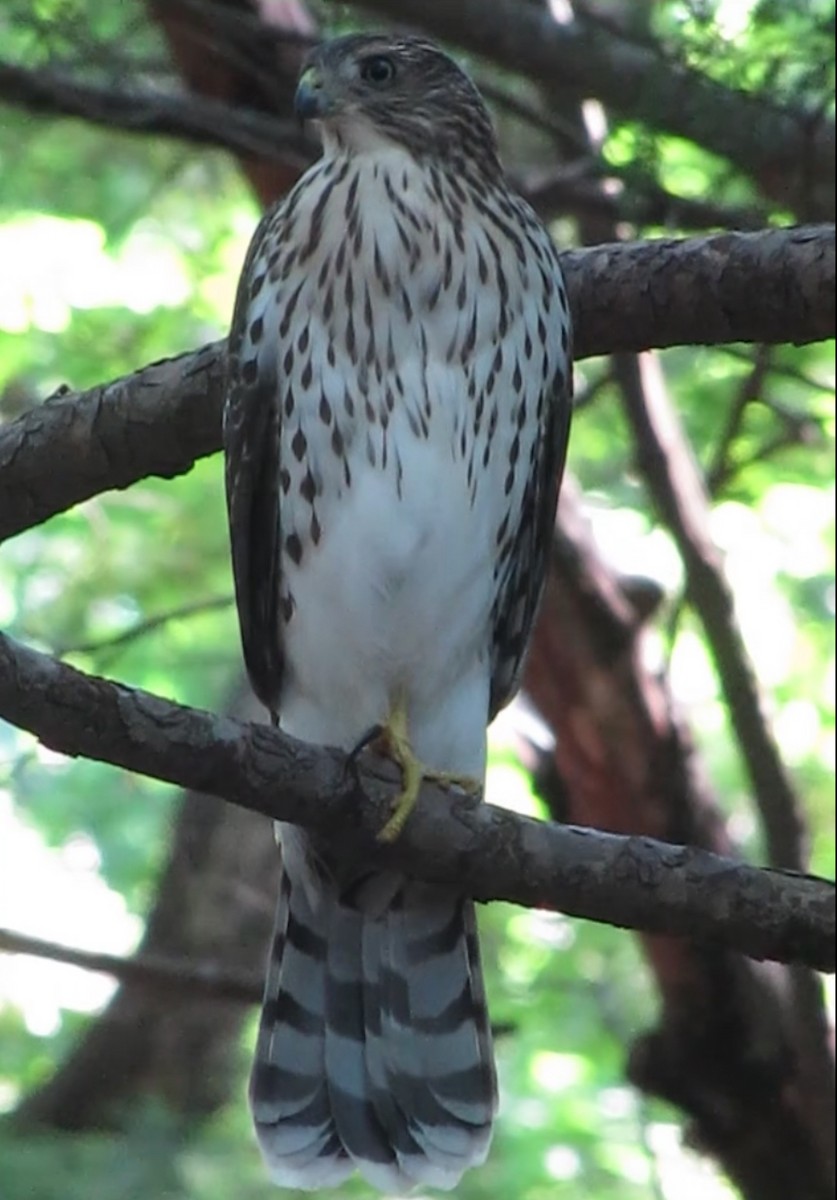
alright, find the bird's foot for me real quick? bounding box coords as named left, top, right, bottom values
left=371, top=700, right=482, bottom=844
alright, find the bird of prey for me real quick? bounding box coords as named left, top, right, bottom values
left=223, top=31, right=572, bottom=1193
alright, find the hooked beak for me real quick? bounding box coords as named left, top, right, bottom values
left=294, top=66, right=332, bottom=121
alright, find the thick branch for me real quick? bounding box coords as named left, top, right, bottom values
left=0, top=340, right=225, bottom=542
left=1, top=226, right=832, bottom=544
left=0, top=630, right=832, bottom=971
left=560, top=226, right=834, bottom=358
left=352, top=0, right=835, bottom=221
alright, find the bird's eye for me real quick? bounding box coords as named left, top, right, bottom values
left=360, top=55, right=396, bottom=87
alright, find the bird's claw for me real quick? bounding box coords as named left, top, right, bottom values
left=372, top=702, right=482, bottom=843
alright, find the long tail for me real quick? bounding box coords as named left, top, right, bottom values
left=250, top=847, right=496, bottom=1192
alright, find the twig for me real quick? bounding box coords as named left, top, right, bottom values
left=520, top=166, right=768, bottom=233
left=706, top=345, right=773, bottom=493
left=719, top=345, right=833, bottom=393
left=0, top=928, right=261, bottom=1003
left=56, top=595, right=235, bottom=658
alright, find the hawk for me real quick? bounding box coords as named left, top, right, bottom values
left=224, top=32, right=572, bottom=1193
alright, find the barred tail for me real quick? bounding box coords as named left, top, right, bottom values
left=250, top=853, right=497, bottom=1192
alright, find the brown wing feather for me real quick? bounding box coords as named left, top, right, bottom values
left=488, top=370, right=572, bottom=720
left=223, top=214, right=285, bottom=716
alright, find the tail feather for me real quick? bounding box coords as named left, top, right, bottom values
left=250, top=849, right=496, bottom=1193
left=324, top=897, right=410, bottom=1190
left=360, top=911, right=424, bottom=1158
left=384, top=885, right=495, bottom=1166
left=250, top=871, right=353, bottom=1187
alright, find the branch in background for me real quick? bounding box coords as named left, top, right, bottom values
left=720, top=344, right=832, bottom=394
left=704, top=349, right=828, bottom=494
left=527, top=481, right=836, bottom=1199
left=1, top=226, right=832, bottom=544
left=0, top=630, right=833, bottom=971
left=349, top=0, right=835, bottom=221
left=56, top=595, right=234, bottom=661
left=0, top=928, right=261, bottom=1004
left=145, top=0, right=318, bottom=205
left=613, top=351, right=837, bottom=1182
left=705, top=345, right=774, bottom=493
left=520, top=166, right=769, bottom=233
left=0, top=55, right=767, bottom=234
left=614, top=352, right=809, bottom=873
left=0, top=59, right=312, bottom=167
left=3, top=3, right=833, bottom=219
left=530, top=76, right=835, bottom=1193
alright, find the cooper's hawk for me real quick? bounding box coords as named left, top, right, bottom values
left=224, top=32, right=572, bottom=1193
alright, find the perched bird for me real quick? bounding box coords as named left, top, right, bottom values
left=223, top=31, right=572, bottom=1193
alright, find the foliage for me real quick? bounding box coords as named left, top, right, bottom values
left=0, top=1, right=833, bottom=1198
left=656, top=0, right=836, bottom=107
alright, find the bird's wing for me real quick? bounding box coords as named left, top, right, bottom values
left=223, top=210, right=285, bottom=716
left=488, top=365, right=572, bottom=720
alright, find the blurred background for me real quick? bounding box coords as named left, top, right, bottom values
left=0, top=2, right=834, bottom=1198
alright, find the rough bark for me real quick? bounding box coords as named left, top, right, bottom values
left=0, top=628, right=833, bottom=973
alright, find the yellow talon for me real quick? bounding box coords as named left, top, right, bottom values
left=374, top=695, right=483, bottom=844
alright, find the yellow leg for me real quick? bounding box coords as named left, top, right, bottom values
left=375, top=694, right=482, bottom=844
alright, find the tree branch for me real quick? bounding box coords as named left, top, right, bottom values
left=614, top=352, right=810, bottom=873
left=520, top=166, right=769, bottom=234
left=613, top=351, right=837, bottom=1178
left=0, top=59, right=768, bottom=235
left=0, top=58, right=312, bottom=167
left=56, top=595, right=234, bottom=660
left=0, top=340, right=226, bottom=542
left=0, top=630, right=833, bottom=971
left=3, top=5, right=833, bottom=222
left=561, top=226, right=834, bottom=358
left=0, top=928, right=261, bottom=1004
left=1, top=226, right=832, bottom=543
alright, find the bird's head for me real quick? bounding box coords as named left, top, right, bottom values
left=295, top=33, right=501, bottom=177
